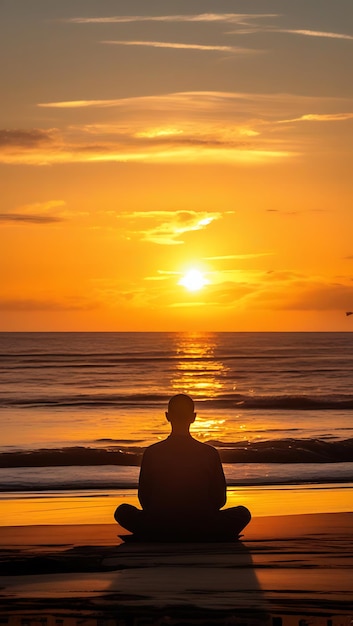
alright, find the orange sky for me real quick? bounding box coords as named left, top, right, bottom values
left=1, top=0, right=353, bottom=331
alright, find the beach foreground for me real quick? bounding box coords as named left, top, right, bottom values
left=1, top=512, right=352, bottom=625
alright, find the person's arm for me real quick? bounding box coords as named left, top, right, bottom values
left=137, top=448, right=153, bottom=510
left=210, top=447, right=227, bottom=509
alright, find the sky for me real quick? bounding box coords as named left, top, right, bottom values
left=1, top=0, right=353, bottom=331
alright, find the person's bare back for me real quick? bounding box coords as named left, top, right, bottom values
left=138, top=433, right=226, bottom=525
left=114, top=394, right=251, bottom=541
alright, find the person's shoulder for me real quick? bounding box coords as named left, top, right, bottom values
left=143, top=439, right=168, bottom=456
left=192, top=438, right=219, bottom=455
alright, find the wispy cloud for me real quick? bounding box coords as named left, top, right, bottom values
left=38, top=99, right=116, bottom=109
left=37, top=90, right=349, bottom=113
left=229, top=26, right=353, bottom=41
left=102, top=40, right=254, bottom=54
left=205, top=253, right=273, bottom=261
left=280, top=29, right=353, bottom=41
left=38, top=91, right=256, bottom=110
left=2, top=91, right=352, bottom=166
left=279, top=112, right=353, bottom=124
left=67, top=13, right=277, bottom=25
left=0, top=201, right=68, bottom=225
left=68, top=12, right=353, bottom=44
left=119, top=210, right=221, bottom=245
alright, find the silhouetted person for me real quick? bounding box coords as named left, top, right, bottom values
left=114, top=394, right=251, bottom=541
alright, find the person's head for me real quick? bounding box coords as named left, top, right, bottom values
left=165, top=394, right=196, bottom=432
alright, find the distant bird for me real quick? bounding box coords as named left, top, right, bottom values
left=346, top=311, right=353, bottom=316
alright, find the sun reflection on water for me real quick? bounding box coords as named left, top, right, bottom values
left=170, top=332, right=229, bottom=439
left=190, top=417, right=226, bottom=440
left=171, top=332, right=228, bottom=398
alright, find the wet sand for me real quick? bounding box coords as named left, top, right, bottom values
left=0, top=512, right=352, bottom=623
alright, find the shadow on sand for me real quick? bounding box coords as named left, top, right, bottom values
left=1, top=535, right=352, bottom=625
left=99, top=539, right=270, bottom=623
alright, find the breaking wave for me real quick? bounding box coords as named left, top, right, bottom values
left=1, top=437, right=353, bottom=469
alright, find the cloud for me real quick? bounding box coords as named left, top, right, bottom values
left=266, top=208, right=327, bottom=216
left=38, top=100, right=113, bottom=109
left=37, top=90, right=349, bottom=115
left=67, top=13, right=353, bottom=43
left=274, top=282, right=353, bottom=312
left=0, top=200, right=68, bottom=225
left=0, top=213, right=63, bottom=224
left=0, top=129, right=54, bottom=147
left=0, top=297, right=98, bottom=311
left=119, top=210, right=221, bottom=244
left=227, top=25, right=353, bottom=41
left=280, top=29, right=353, bottom=41
left=266, top=209, right=300, bottom=216
left=278, top=113, right=353, bottom=124
left=67, top=13, right=277, bottom=25
left=156, top=266, right=353, bottom=312
left=39, top=91, right=242, bottom=109
left=90, top=266, right=353, bottom=315
left=102, top=40, right=255, bottom=54
left=2, top=91, right=351, bottom=166
left=0, top=144, right=291, bottom=166
left=205, top=253, right=273, bottom=261
left=221, top=272, right=353, bottom=312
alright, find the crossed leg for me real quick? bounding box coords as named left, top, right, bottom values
left=114, top=503, right=251, bottom=540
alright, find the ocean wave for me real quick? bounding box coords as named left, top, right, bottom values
left=2, top=392, right=353, bottom=410
left=1, top=438, right=352, bottom=468
left=203, top=394, right=353, bottom=410
left=1, top=463, right=353, bottom=492
left=0, top=351, right=334, bottom=361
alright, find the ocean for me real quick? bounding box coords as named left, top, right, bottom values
left=1, top=332, right=353, bottom=493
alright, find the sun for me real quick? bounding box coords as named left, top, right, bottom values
left=179, top=269, right=209, bottom=292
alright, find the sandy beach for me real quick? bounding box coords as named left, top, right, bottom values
left=1, top=507, right=352, bottom=624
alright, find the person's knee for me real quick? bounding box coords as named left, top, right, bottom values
left=114, top=502, right=132, bottom=524
left=238, top=505, right=251, bottom=524
left=114, top=503, right=144, bottom=533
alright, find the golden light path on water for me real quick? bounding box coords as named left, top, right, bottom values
left=170, top=333, right=230, bottom=440
left=171, top=333, right=226, bottom=396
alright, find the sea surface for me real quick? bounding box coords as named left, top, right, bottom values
left=0, top=332, right=353, bottom=491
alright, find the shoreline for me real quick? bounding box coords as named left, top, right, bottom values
left=1, top=482, right=352, bottom=526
